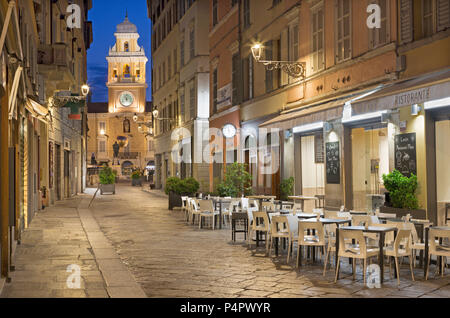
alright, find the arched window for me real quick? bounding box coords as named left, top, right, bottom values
left=124, top=42, right=129, bottom=52
left=123, top=119, right=131, bottom=133
left=123, top=64, right=130, bottom=77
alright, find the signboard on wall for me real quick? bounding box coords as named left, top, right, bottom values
left=217, top=83, right=232, bottom=110
left=395, top=132, right=417, bottom=177
left=326, top=141, right=340, bottom=184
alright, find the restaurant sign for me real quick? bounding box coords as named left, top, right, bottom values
left=217, top=83, right=232, bottom=110
left=394, top=87, right=431, bottom=108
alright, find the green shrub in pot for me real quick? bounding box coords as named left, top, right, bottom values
left=280, top=177, right=295, bottom=201
left=99, top=164, right=116, bottom=185
left=382, top=170, right=419, bottom=210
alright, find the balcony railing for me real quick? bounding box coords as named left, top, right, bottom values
left=37, top=43, right=68, bottom=67
left=118, top=152, right=139, bottom=160
left=110, top=75, right=143, bottom=83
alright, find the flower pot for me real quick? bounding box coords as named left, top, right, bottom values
left=380, top=206, right=426, bottom=220
left=168, top=192, right=182, bottom=210
left=100, top=184, right=116, bottom=195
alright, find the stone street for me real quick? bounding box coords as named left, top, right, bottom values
left=1, top=184, right=450, bottom=298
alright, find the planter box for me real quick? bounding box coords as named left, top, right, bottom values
left=380, top=206, right=427, bottom=220
left=100, top=184, right=116, bottom=195
left=168, top=192, right=183, bottom=210
left=132, top=178, right=142, bottom=187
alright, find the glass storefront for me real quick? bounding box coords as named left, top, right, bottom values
left=300, top=134, right=325, bottom=212
left=351, top=125, right=389, bottom=211
left=436, top=119, right=450, bottom=224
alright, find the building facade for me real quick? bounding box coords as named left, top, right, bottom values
left=87, top=16, right=154, bottom=181
left=0, top=0, right=92, bottom=280
left=205, top=0, right=449, bottom=225
left=148, top=0, right=210, bottom=192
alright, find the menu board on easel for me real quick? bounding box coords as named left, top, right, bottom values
left=395, top=133, right=417, bottom=177
left=326, top=141, right=340, bottom=184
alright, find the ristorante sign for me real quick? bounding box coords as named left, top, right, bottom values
left=394, top=87, right=431, bottom=108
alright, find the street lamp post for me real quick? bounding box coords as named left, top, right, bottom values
left=251, top=43, right=306, bottom=79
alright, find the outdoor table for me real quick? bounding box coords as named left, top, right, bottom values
left=211, top=197, right=232, bottom=230
left=296, top=212, right=324, bottom=219
left=335, top=225, right=397, bottom=283
left=349, top=211, right=369, bottom=216
left=274, top=200, right=295, bottom=210
left=424, top=226, right=450, bottom=277
left=297, top=218, right=352, bottom=266
left=248, top=195, right=276, bottom=210
left=288, top=196, right=318, bottom=212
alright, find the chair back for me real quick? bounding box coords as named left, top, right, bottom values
left=352, top=215, right=371, bottom=227
left=393, top=229, right=412, bottom=254
left=338, top=229, right=368, bottom=258
left=262, top=201, right=276, bottom=212
left=252, top=211, right=270, bottom=232
left=270, top=216, right=290, bottom=238
left=325, top=211, right=339, bottom=219
left=241, top=198, right=249, bottom=211
left=298, top=221, right=325, bottom=245
left=429, top=228, right=450, bottom=254
left=191, top=199, right=200, bottom=212
left=338, top=212, right=351, bottom=218
left=181, top=196, right=188, bottom=208
left=200, top=200, right=215, bottom=213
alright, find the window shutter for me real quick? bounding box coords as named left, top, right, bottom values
left=437, top=0, right=450, bottom=31
left=399, top=0, right=413, bottom=44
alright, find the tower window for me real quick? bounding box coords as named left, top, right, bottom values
left=124, top=64, right=131, bottom=77
left=124, top=42, right=129, bottom=52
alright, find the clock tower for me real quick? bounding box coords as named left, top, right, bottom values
left=106, top=14, right=148, bottom=113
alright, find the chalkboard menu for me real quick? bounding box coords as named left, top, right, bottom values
left=395, top=132, right=417, bottom=177
left=314, top=134, right=324, bottom=163
left=326, top=141, right=340, bottom=184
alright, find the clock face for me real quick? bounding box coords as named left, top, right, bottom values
left=222, top=124, right=237, bottom=138
left=119, top=92, right=134, bottom=107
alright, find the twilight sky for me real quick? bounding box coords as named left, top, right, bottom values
left=87, top=0, right=152, bottom=102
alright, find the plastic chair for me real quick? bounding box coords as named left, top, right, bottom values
left=297, top=221, right=326, bottom=268
left=384, top=228, right=415, bottom=286
left=199, top=200, right=220, bottom=230
left=426, top=228, right=450, bottom=280
left=335, top=229, right=379, bottom=284
left=249, top=211, right=271, bottom=254
left=269, top=216, right=295, bottom=263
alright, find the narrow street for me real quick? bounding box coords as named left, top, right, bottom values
left=2, top=184, right=449, bottom=298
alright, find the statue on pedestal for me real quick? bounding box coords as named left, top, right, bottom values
left=113, top=141, right=120, bottom=165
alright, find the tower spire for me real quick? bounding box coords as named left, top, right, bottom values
left=125, top=9, right=128, bottom=19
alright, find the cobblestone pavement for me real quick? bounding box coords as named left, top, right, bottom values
left=2, top=184, right=449, bottom=298
left=85, top=184, right=450, bottom=298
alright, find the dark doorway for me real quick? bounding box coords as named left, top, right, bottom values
left=55, top=144, right=61, bottom=200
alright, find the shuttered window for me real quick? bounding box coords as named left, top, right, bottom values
left=213, top=68, right=218, bottom=113
left=423, top=0, right=435, bottom=37
left=399, top=0, right=413, bottom=44
left=311, top=4, right=325, bottom=73
left=369, top=0, right=390, bottom=49
left=232, top=53, right=240, bottom=104
left=437, top=0, right=450, bottom=31
left=336, top=0, right=351, bottom=62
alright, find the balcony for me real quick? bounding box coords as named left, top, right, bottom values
left=118, top=152, right=139, bottom=160
left=38, top=43, right=75, bottom=95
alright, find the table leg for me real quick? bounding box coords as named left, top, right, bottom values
left=424, top=227, right=429, bottom=277
left=379, top=232, right=385, bottom=284
left=275, top=238, right=279, bottom=256
left=393, top=229, right=398, bottom=279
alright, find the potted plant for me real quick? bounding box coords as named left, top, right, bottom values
left=381, top=170, right=424, bottom=219
left=217, top=163, right=253, bottom=198
left=99, top=164, right=116, bottom=195
left=131, top=170, right=143, bottom=187
left=280, top=177, right=295, bottom=201
left=165, top=177, right=200, bottom=210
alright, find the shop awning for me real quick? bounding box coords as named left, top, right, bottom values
left=25, top=98, right=48, bottom=122
left=351, top=68, right=450, bottom=116
left=260, top=86, right=381, bottom=131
